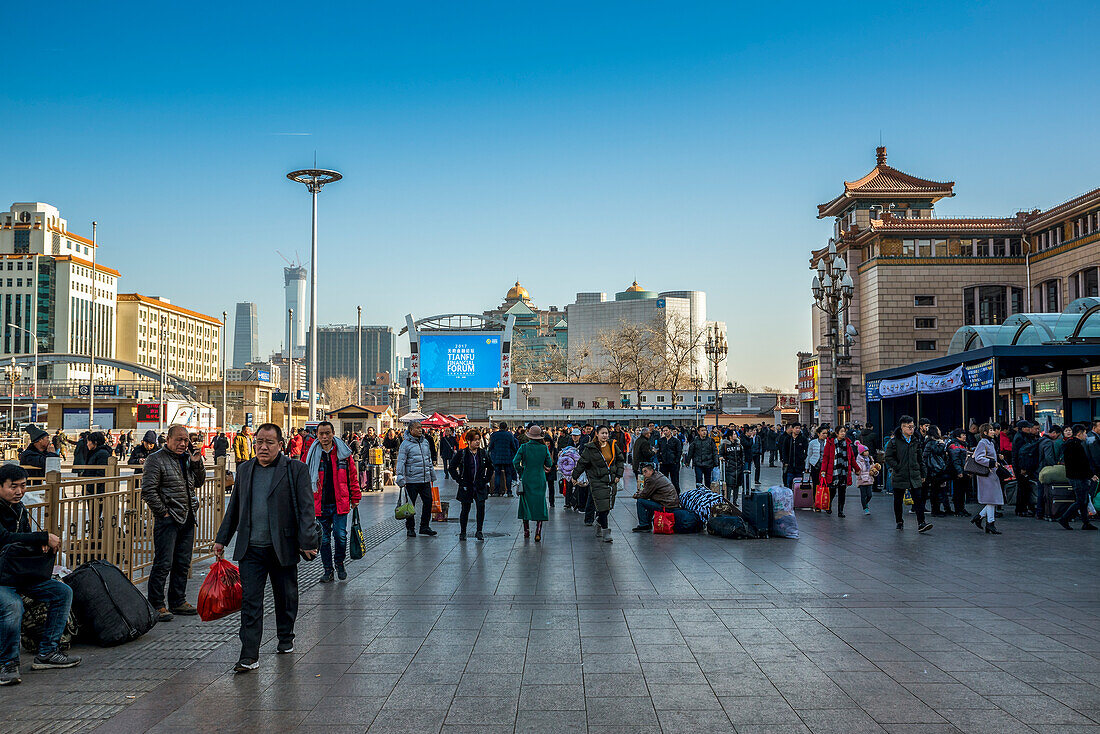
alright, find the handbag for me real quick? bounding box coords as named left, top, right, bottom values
left=653, top=509, right=675, bottom=534
left=0, top=504, right=55, bottom=587
left=394, top=487, right=415, bottom=520
left=814, top=482, right=830, bottom=511
left=513, top=479, right=524, bottom=496
left=903, top=489, right=913, bottom=506
left=996, top=463, right=1014, bottom=481
left=349, top=508, right=366, bottom=560
left=963, top=454, right=990, bottom=477
left=430, top=485, right=442, bottom=514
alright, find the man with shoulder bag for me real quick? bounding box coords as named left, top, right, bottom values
left=0, top=464, right=80, bottom=685
left=214, top=423, right=318, bottom=673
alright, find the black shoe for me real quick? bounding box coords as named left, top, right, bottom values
left=407, top=530, right=416, bottom=538
left=276, top=640, right=295, bottom=654
left=1082, top=523, right=1098, bottom=531
left=1059, top=517, right=1073, bottom=530
left=896, top=522, right=904, bottom=530
left=631, top=525, right=652, bottom=533
left=234, top=658, right=259, bottom=673
left=837, top=512, right=845, bottom=518
left=336, top=566, right=347, bottom=581
left=0, top=662, right=20, bottom=686
left=918, top=523, right=933, bottom=533
left=475, top=531, right=484, bottom=540
left=459, top=532, right=467, bottom=541
left=971, top=514, right=984, bottom=530
left=31, top=651, right=81, bottom=670
left=320, top=570, right=334, bottom=583
left=955, top=510, right=969, bottom=517
left=420, top=528, right=438, bottom=537
left=985, top=521, right=1001, bottom=535
left=825, top=509, right=831, bottom=515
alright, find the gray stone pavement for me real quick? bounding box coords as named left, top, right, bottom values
left=6, top=463, right=1100, bottom=734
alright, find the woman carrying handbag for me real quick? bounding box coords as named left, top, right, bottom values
left=969, top=423, right=1003, bottom=535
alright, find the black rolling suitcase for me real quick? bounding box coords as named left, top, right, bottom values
left=65, top=559, right=157, bottom=646
left=1044, top=483, right=1075, bottom=520
left=742, top=490, right=773, bottom=538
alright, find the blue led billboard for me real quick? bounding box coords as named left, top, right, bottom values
left=418, top=333, right=502, bottom=390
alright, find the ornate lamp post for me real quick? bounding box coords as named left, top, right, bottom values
left=491, top=386, right=504, bottom=414
left=704, top=325, right=727, bottom=423
left=6, top=358, right=17, bottom=433
left=520, top=381, right=532, bottom=410
left=691, top=374, right=703, bottom=426
left=811, top=238, right=856, bottom=426
left=7, top=323, right=39, bottom=419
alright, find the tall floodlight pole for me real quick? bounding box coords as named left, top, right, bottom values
left=287, top=308, right=294, bottom=433
left=89, top=222, right=97, bottom=430
left=287, top=167, right=342, bottom=423
left=221, top=311, right=228, bottom=430
left=356, top=306, right=362, bottom=406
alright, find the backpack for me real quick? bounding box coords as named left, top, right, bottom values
left=1017, top=437, right=1041, bottom=472
left=927, top=442, right=948, bottom=478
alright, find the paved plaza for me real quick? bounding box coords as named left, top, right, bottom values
left=6, top=464, right=1100, bottom=734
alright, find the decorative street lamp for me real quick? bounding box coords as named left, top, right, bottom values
left=221, top=310, right=228, bottom=431
left=6, top=358, right=17, bottom=433
left=356, top=306, right=362, bottom=406
left=704, top=325, right=727, bottom=423
left=491, top=386, right=504, bottom=413
left=520, top=381, right=532, bottom=410
left=691, top=374, right=703, bottom=427
left=287, top=166, right=343, bottom=425
left=811, top=237, right=856, bottom=426
left=7, top=323, right=39, bottom=419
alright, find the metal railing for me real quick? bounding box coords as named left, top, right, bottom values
left=22, top=456, right=228, bottom=584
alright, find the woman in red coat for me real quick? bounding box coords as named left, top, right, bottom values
left=820, top=425, right=857, bottom=517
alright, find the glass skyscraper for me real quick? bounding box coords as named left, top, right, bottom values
left=233, top=302, right=258, bottom=369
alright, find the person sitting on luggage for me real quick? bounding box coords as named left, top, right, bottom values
left=631, top=462, right=681, bottom=533
left=0, top=464, right=81, bottom=686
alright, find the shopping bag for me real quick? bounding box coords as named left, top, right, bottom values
left=349, top=508, right=366, bottom=560
left=395, top=487, right=415, bottom=520
left=653, top=510, right=675, bottom=534
left=431, top=485, right=442, bottom=514
left=814, top=482, right=830, bottom=511
left=903, top=489, right=914, bottom=506
left=197, top=559, right=242, bottom=622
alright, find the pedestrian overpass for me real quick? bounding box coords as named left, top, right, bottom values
left=8, top=353, right=197, bottom=398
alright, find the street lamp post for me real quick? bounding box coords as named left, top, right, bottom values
left=286, top=167, right=343, bottom=425
left=520, top=381, right=532, bottom=410
left=704, top=325, right=727, bottom=425
left=492, top=386, right=504, bottom=414
left=89, top=221, right=97, bottom=431
left=691, top=374, right=703, bottom=427
left=356, top=306, right=362, bottom=406
left=811, top=238, right=855, bottom=427
left=6, top=359, right=17, bottom=433
left=287, top=308, right=294, bottom=435
left=7, top=323, right=39, bottom=419
left=221, top=311, right=228, bottom=431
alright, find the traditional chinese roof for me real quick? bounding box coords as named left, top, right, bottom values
left=817, top=147, right=955, bottom=219
left=1024, top=187, right=1100, bottom=231
left=868, top=214, right=1026, bottom=234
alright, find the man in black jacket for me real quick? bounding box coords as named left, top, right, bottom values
left=764, top=426, right=778, bottom=467
left=783, top=424, right=809, bottom=489
left=18, top=426, right=58, bottom=479
left=1057, top=424, right=1098, bottom=531
left=0, top=464, right=81, bottom=685
left=127, top=430, right=160, bottom=473
left=884, top=416, right=931, bottom=533
left=214, top=423, right=318, bottom=672
left=1011, top=420, right=1040, bottom=517
left=140, top=424, right=206, bottom=622
left=655, top=426, right=683, bottom=492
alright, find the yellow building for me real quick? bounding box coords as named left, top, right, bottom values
left=116, top=293, right=223, bottom=383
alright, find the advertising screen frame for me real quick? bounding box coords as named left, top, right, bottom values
left=417, top=331, right=504, bottom=392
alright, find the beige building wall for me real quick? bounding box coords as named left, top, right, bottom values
left=117, top=294, right=222, bottom=383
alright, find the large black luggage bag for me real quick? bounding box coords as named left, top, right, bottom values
left=64, top=559, right=157, bottom=646
left=742, top=490, right=773, bottom=538
left=1044, top=483, right=1075, bottom=520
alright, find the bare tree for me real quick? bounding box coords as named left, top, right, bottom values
left=617, top=320, right=661, bottom=409
left=595, top=327, right=630, bottom=391
left=648, top=313, right=706, bottom=408
left=322, top=376, right=358, bottom=408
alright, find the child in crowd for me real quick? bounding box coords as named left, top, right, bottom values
left=855, top=442, right=875, bottom=515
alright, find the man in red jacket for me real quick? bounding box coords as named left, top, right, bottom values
left=307, top=422, right=360, bottom=582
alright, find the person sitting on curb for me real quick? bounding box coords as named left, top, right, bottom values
left=631, top=462, right=681, bottom=533
left=0, top=464, right=81, bottom=685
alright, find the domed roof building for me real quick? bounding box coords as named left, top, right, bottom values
left=483, top=282, right=567, bottom=380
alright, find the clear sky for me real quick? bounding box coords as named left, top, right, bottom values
left=5, top=1, right=1098, bottom=389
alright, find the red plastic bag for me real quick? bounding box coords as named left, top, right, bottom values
left=653, top=510, right=675, bottom=534
left=814, top=482, right=830, bottom=511
left=198, top=559, right=242, bottom=622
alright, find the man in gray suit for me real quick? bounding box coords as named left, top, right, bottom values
left=214, top=423, right=318, bottom=673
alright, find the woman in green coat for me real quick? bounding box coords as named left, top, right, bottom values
left=514, top=425, right=552, bottom=541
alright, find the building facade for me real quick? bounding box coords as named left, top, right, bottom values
left=116, top=294, right=223, bottom=383
left=806, top=147, right=1100, bottom=426
left=565, top=283, right=726, bottom=386
left=283, top=265, right=306, bottom=358
left=307, top=324, right=397, bottom=395
left=482, top=282, right=568, bottom=381
left=233, top=302, right=258, bottom=369
left=0, top=203, right=119, bottom=383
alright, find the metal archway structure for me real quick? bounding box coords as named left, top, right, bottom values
left=9, top=353, right=197, bottom=398
left=398, top=313, right=506, bottom=335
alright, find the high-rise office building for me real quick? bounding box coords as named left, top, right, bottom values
left=116, top=294, right=222, bottom=383
left=284, top=266, right=306, bottom=358
left=233, top=302, right=258, bottom=369
left=307, top=325, right=396, bottom=396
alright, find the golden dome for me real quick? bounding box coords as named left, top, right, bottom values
left=506, top=281, right=530, bottom=300
left=625, top=281, right=645, bottom=292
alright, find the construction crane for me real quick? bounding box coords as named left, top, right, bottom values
left=276, top=251, right=303, bottom=267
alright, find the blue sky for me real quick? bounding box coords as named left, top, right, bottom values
left=6, top=1, right=1098, bottom=388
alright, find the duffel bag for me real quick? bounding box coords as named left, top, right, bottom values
left=21, top=592, right=80, bottom=652
left=671, top=508, right=704, bottom=534
left=64, top=559, right=157, bottom=646
left=706, top=515, right=760, bottom=539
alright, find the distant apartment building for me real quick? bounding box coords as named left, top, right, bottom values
left=0, top=202, right=119, bottom=382
left=116, top=294, right=223, bottom=383
left=233, top=301, right=258, bottom=369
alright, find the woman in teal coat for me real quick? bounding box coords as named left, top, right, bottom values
left=514, top=424, right=552, bottom=541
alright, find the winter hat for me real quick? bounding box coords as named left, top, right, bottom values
left=526, top=424, right=543, bottom=440
left=25, top=424, right=48, bottom=443
left=856, top=442, right=869, bottom=454
left=142, top=430, right=158, bottom=444
left=571, top=428, right=581, bottom=436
